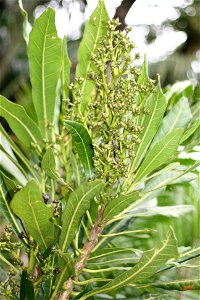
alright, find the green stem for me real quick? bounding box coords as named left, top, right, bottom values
left=27, top=244, right=35, bottom=274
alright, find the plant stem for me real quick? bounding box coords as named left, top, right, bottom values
left=58, top=205, right=106, bottom=299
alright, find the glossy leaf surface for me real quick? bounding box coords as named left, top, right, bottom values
left=65, top=120, right=94, bottom=179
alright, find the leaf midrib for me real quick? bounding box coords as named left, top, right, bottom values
left=67, top=123, right=93, bottom=178
left=82, top=233, right=173, bottom=298
left=28, top=189, right=47, bottom=249
left=135, top=130, right=181, bottom=182
left=1, top=106, right=41, bottom=152
left=78, top=2, right=103, bottom=111
left=41, top=10, right=51, bottom=139
left=130, top=91, right=161, bottom=173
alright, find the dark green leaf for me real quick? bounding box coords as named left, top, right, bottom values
left=20, top=270, right=34, bottom=300
left=65, top=120, right=94, bottom=179
left=0, top=95, right=43, bottom=152
left=10, top=180, right=55, bottom=253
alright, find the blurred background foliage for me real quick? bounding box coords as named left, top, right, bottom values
left=0, top=1, right=199, bottom=298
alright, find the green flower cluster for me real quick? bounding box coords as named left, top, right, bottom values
left=66, top=19, right=155, bottom=191
left=87, top=20, right=154, bottom=188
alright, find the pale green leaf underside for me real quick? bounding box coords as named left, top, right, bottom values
left=181, top=119, right=200, bottom=143
left=65, top=120, right=94, bottom=179
left=81, top=228, right=178, bottom=299
left=59, top=180, right=104, bottom=252
left=28, top=7, right=62, bottom=138
left=129, top=204, right=193, bottom=218
left=75, top=0, right=109, bottom=114
left=10, top=180, right=55, bottom=252
left=134, top=129, right=183, bottom=183
left=87, top=248, right=142, bottom=266
left=0, top=95, right=43, bottom=151
left=103, top=191, right=140, bottom=221
left=42, top=148, right=59, bottom=179
left=151, top=96, right=191, bottom=147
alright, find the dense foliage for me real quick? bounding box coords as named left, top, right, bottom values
left=0, top=1, right=199, bottom=299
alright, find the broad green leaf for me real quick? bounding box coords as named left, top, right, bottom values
left=151, top=97, right=192, bottom=147
left=61, top=37, right=71, bottom=100
left=103, top=192, right=140, bottom=222
left=87, top=248, right=142, bottom=266
left=41, top=148, right=59, bottom=179
left=28, top=7, right=62, bottom=139
left=59, top=180, right=104, bottom=252
left=18, top=0, right=32, bottom=44
left=20, top=270, right=34, bottom=300
left=50, top=253, right=74, bottom=299
left=127, top=82, right=166, bottom=181
left=81, top=228, right=178, bottom=299
left=0, top=96, right=43, bottom=152
left=159, top=246, right=200, bottom=274
left=0, top=174, right=22, bottom=235
left=147, top=278, right=200, bottom=291
left=75, top=0, right=109, bottom=115
left=65, top=120, right=94, bottom=179
left=181, top=119, right=200, bottom=143
left=129, top=205, right=193, bottom=217
left=134, top=129, right=183, bottom=183
left=10, top=180, right=55, bottom=253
